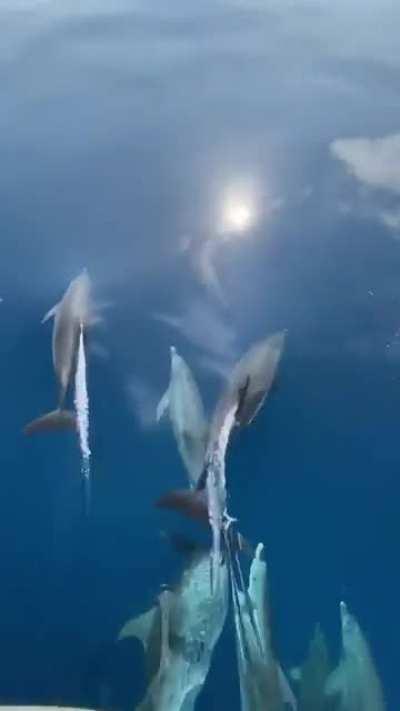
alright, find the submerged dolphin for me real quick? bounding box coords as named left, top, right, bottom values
left=24, top=270, right=96, bottom=435
left=207, top=331, right=286, bottom=448
left=156, top=332, right=286, bottom=591
left=157, top=346, right=208, bottom=487
left=290, top=624, right=334, bottom=711
left=200, top=331, right=286, bottom=589
left=231, top=542, right=296, bottom=711
left=118, top=551, right=229, bottom=711
left=325, top=601, right=386, bottom=711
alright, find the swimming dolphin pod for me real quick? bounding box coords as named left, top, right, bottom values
left=24, top=270, right=97, bottom=435
left=324, top=601, right=386, bottom=711
left=19, top=285, right=387, bottom=710
left=156, top=332, right=285, bottom=591
left=128, top=332, right=388, bottom=710
left=118, top=551, right=229, bottom=711
left=290, top=601, right=386, bottom=711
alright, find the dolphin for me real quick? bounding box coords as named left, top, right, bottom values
left=200, top=331, right=286, bottom=589
left=231, top=542, right=296, bottom=711
left=290, top=624, right=334, bottom=711
left=118, top=551, right=229, bottom=711
left=207, top=331, right=286, bottom=448
left=325, top=601, right=386, bottom=711
left=24, top=270, right=97, bottom=435
left=157, top=346, right=208, bottom=487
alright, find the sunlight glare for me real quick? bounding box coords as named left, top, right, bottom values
left=217, top=180, right=259, bottom=238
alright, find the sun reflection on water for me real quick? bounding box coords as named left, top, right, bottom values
left=217, top=181, right=260, bottom=238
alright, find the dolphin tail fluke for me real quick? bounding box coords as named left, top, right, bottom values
left=24, top=409, right=76, bottom=435
left=155, top=488, right=209, bottom=523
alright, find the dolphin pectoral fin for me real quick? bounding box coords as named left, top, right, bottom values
left=24, top=409, right=76, bottom=435
left=41, top=303, right=59, bottom=324
left=118, top=606, right=159, bottom=651
left=156, top=387, right=170, bottom=422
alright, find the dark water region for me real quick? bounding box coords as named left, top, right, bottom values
left=0, top=1, right=399, bottom=709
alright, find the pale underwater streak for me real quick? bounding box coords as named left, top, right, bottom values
left=206, top=401, right=237, bottom=593
left=74, top=323, right=91, bottom=515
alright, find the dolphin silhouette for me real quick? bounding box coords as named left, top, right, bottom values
left=157, top=346, right=208, bottom=487
left=24, top=270, right=97, bottom=435
left=209, top=331, right=286, bottom=444
left=325, top=601, right=386, bottom=711
left=290, top=624, right=333, bottom=711
left=118, top=551, right=229, bottom=711
left=231, top=542, right=297, bottom=711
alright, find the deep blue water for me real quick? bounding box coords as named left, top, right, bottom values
left=0, top=1, right=399, bottom=709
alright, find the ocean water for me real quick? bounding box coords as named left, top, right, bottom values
left=0, top=1, right=399, bottom=709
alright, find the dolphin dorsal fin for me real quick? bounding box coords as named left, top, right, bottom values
left=118, top=606, right=159, bottom=653
left=41, top=303, right=59, bottom=324
left=156, top=387, right=170, bottom=422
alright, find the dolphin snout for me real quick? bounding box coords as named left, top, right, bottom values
left=340, top=600, right=350, bottom=629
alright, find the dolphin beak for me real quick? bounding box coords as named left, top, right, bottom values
left=339, top=600, right=348, bottom=629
